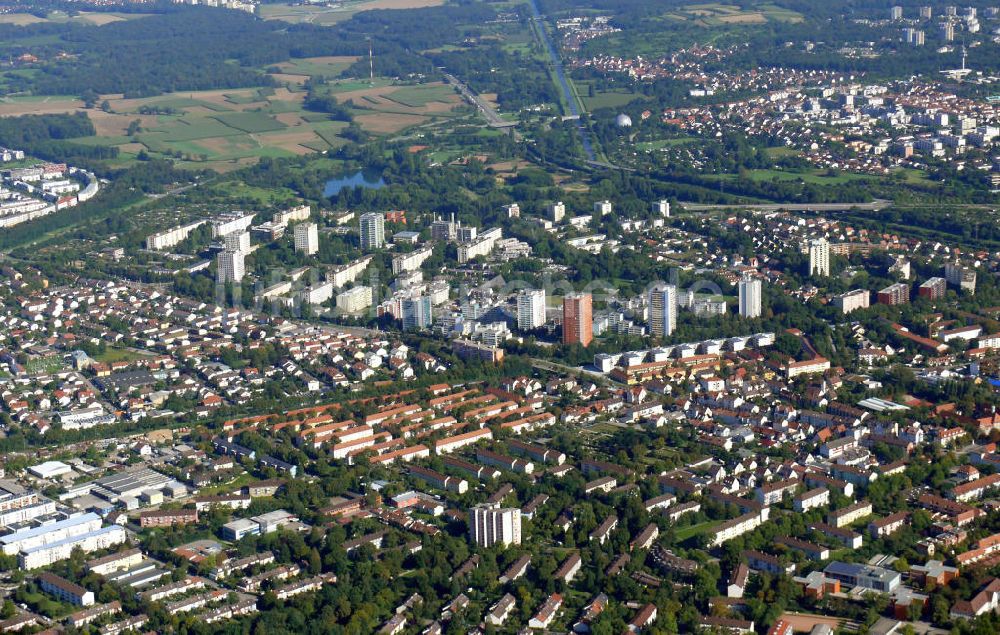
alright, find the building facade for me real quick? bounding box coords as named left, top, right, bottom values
left=738, top=277, right=762, bottom=318
left=359, top=213, right=385, bottom=250
left=562, top=293, right=593, bottom=347
left=470, top=506, right=522, bottom=547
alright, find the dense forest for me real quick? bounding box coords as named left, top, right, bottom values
left=0, top=3, right=497, bottom=97
left=0, top=112, right=117, bottom=165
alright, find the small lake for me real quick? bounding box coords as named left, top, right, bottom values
left=323, top=171, right=386, bottom=197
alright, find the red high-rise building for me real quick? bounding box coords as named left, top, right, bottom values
left=562, top=293, right=593, bottom=347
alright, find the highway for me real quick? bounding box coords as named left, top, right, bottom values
left=442, top=72, right=517, bottom=129
left=525, top=0, right=597, bottom=162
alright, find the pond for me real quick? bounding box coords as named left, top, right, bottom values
left=323, top=171, right=386, bottom=197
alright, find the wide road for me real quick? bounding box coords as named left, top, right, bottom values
left=679, top=199, right=892, bottom=212
left=442, top=71, right=517, bottom=129
left=525, top=0, right=597, bottom=161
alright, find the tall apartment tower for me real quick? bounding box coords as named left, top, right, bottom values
left=517, top=289, right=546, bottom=331
left=401, top=295, right=433, bottom=329
left=293, top=222, right=319, bottom=256
left=562, top=293, right=593, bottom=347
left=808, top=238, right=831, bottom=277
left=648, top=283, right=677, bottom=337
left=738, top=277, right=762, bottom=318
left=223, top=231, right=250, bottom=254
left=469, top=506, right=522, bottom=548
left=549, top=201, right=566, bottom=223
left=652, top=200, right=670, bottom=217
left=216, top=250, right=245, bottom=285
left=359, top=212, right=385, bottom=250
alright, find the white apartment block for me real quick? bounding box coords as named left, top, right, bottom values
left=945, top=262, right=976, bottom=294
left=794, top=488, right=830, bottom=513
left=224, top=231, right=250, bottom=254
left=275, top=205, right=311, bottom=225
left=517, top=289, right=546, bottom=330
left=212, top=212, right=255, bottom=238
left=20, top=525, right=127, bottom=570
left=293, top=223, right=319, bottom=256
left=710, top=510, right=768, bottom=547
left=833, top=289, right=870, bottom=314
left=299, top=281, right=334, bottom=305
left=738, top=277, right=762, bottom=318
left=470, top=506, right=522, bottom=547
left=392, top=246, right=433, bottom=275
left=549, top=201, right=565, bottom=223
left=146, top=221, right=207, bottom=251
left=1, top=513, right=102, bottom=556
left=359, top=212, right=385, bottom=250
left=337, top=286, right=374, bottom=313
left=828, top=501, right=873, bottom=528
left=330, top=256, right=373, bottom=288
left=809, top=238, right=830, bottom=277
left=594, top=200, right=612, bottom=215
left=648, top=283, right=677, bottom=337
left=217, top=250, right=245, bottom=284
left=457, top=228, right=502, bottom=264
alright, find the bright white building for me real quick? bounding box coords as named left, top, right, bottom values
left=224, top=231, right=250, bottom=254
left=648, top=284, right=677, bottom=337
left=359, top=213, right=385, bottom=250
left=217, top=250, right=245, bottom=284
left=293, top=223, right=319, bottom=256
left=738, top=277, right=762, bottom=318
left=337, top=286, right=373, bottom=313
left=809, top=238, right=830, bottom=277
left=517, top=289, right=546, bottom=330
left=470, top=506, right=522, bottom=547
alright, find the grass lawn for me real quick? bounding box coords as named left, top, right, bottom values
left=95, top=347, right=153, bottom=364
left=674, top=519, right=721, bottom=542
left=582, top=88, right=639, bottom=111
left=197, top=471, right=256, bottom=497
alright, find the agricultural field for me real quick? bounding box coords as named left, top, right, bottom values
left=669, top=3, right=804, bottom=25
left=259, top=0, right=444, bottom=25
left=270, top=56, right=359, bottom=85
left=0, top=58, right=464, bottom=170
left=0, top=11, right=151, bottom=26
left=323, top=80, right=466, bottom=134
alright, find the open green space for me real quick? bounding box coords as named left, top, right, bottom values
left=210, top=112, right=287, bottom=134
left=582, top=88, right=639, bottom=111
left=707, top=168, right=874, bottom=185
left=94, top=347, right=153, bottom=364
left=674, top=519, right=721, bottom=542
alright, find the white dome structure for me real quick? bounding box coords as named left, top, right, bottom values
left=615, top=113, right=633, bottom=128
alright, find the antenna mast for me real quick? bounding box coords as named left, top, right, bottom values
left=368, top=38, right=374, bottom=85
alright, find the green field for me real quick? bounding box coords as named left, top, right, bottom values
left=156, top=119, right=244, bottom=142
left=95, top=347, right=152, bottom=364
left=211, top=112, right=287, bottom=134
left=709, top=167, right=873, bottom=185
left=674, top=519, right=721, bottom=542
left=386, top=84, right=460, bottom=108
